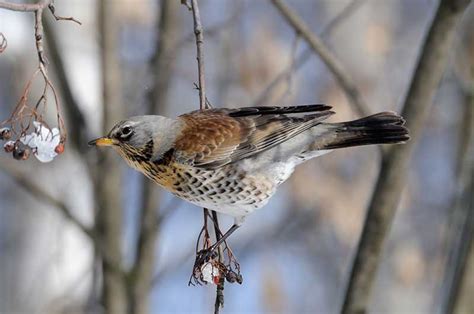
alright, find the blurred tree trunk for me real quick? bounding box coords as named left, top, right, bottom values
left=455, top=239, right=474, bottom=314
left=97, top=1, right=126, bottom=313
left=342, top=0, right=473, bottom=313
left=128, top=1, right=180, bottom=313
left=451, top=86, right=474, bottom=314
left=452, top=172, right=474, bottom=314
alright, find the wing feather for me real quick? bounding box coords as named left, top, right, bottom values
left=173, top=105, right=334, bottom=168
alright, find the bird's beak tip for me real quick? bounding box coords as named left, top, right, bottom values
left=88, top=137, right=115, bottom=147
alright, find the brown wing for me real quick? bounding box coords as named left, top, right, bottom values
left=173, top=105, right=334, bottom=169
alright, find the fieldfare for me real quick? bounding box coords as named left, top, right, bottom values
left=89, top=104, right=409, bottom=250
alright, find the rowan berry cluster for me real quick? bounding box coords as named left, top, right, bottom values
left=1, top=121, right=64, bottom=162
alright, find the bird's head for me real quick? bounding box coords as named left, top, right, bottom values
left=88, top=115, right=181, bottom=164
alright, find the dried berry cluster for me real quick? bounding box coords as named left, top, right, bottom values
left=190, top=248, right=243, bottom=286
left=0, top=68, right=67, bottom=163
left=1, top=122, right=64, bottom=162
left=1, top=128, right=31, bottom=160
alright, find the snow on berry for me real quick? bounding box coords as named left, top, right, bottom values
left=20, top=121, right=61, bottom=163
left=200, top=262, right=220, bottom=285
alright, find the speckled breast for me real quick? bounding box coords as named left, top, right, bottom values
left=140, top=160, right=276, bottom=216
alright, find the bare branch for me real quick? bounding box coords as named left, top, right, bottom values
left=0, top=0, right=48, bottom=12
left=342, top=1, right=472, bottom=313
left=189, top=0, right=208, bottom=110
left=270, top=0, right=371, bottom=117
left=185, top=1, right=227, bottom=310
left=47, top=4, right=81, bottom=25
left=212, top=211, right=225, bottom=313
left=0, top=0, right=81, bottom=27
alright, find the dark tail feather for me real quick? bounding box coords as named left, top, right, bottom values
left=322, top=112, right=410, bottom=149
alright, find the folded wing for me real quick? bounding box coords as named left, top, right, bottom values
left=174, top=105, right=334, bottom=169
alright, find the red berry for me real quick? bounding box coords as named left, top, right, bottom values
left=213, top=274, right=221, bottom=285
left=54, top=143, right=65, bottom=154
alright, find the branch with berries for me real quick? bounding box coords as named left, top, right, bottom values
left=182, top=0, right=244, bottom=312
left=0, top=0, right=80, bottom=162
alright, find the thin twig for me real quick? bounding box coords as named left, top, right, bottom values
left=190, top=0, right=208, bottom=110
left=270, top=0, right=371, bottom=117
left=212, top=211, right=225, bottom=313
left=47, top=4, right=81, bottom=25
left=186, top=1, right=226, bottom=310
left=341, top=0, right=472, bottom=313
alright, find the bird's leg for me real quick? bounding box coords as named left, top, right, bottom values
left=200, top=215, right=245, bottom=259
left=189, top=209, right=215, bottom=285
left=209, top=224, right=240, bottom=252
left=195, top=216, right=245, bottom=265
left=195, top=224, right=240, bottom=265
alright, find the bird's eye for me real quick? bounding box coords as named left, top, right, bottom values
left=120, top=126, right=133, bottom=140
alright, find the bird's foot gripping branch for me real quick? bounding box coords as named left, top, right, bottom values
left=189, top=217, right=242, bottom=286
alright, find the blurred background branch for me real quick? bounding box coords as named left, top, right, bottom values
left=439, top=71, right=474, bottom=313
left=96, top=1, right=127, bottom=312
left=271, top=0, right=371, bottom=117
left=342, top=0, right=472, bottom=313
left=252, top=0, right=367, bottom=108
left=0, top=160, right=92, bottom=238
left=128, top=1, right=180, bottom=314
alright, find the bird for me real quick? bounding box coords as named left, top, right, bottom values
left=89, top=104, right=409, bottom=253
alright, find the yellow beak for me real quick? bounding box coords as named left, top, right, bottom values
left=88, top=137, right=117, bottom=147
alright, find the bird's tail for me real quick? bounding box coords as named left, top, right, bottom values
left=321, top=112, right=410, bottom=149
